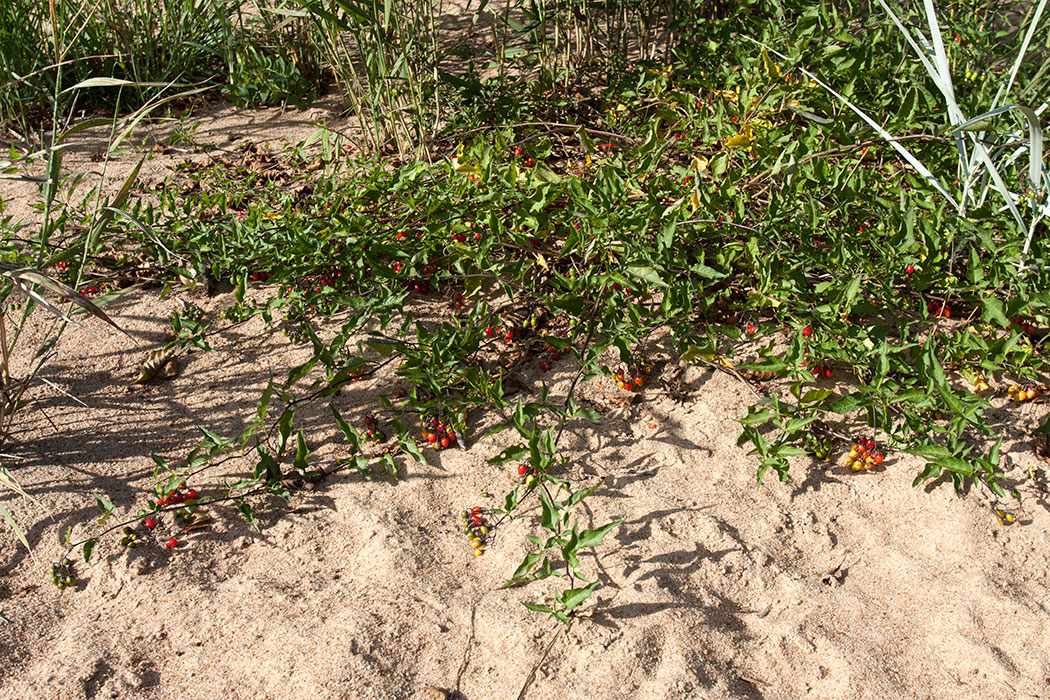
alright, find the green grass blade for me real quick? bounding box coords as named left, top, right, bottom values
left=992, top=0, right=1048, bottom=111
left=0, top=502, right=32, bottom=557
left=748, top=39, right=959, bottom=209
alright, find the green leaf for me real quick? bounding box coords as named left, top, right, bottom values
left=487, top=444, right=527, bottom=465
left=934, top=457, right=975, bottom=477
left=522, top=602, right=553, bottom=614
left=912, top=461, right=941, bottom=487
left=512, top=552, right=542, bottom=578
left=740, top=408, right=776, bottom=426
left=379, top=454, right=398, bottom=478
left=560, top=581, right=599, bottom=612
left=293, top=429, right=311, bottom=472
left=83, top=538, right=97, bottom=562
left=981, top=296, right=1010, bottom=327
left=94, top=494, right=115, bottom=524
left=826, top=393, right=863, bottom=414
left=576, top=519, right=622, bottom=549
left=398, top=432, right=425, bottom=463
left=626, top=265, right=668, bottom=289
left=276, top=409, right=294, bottom=456
left=330, top=404, right=362, bottom=452
left=539, top=487, right=559, bottom=533
left=236, top=498, right=259, bottom=532
left=906, top=444, right=953, bottom=459
left=567, top=481, right=600, bottom=508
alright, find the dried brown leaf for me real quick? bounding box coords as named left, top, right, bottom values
left=1034, top=434, right=1050, bottom=464
left=180, top=511, right=212, bottom=533
left=129, top=348, right=178, bottom=386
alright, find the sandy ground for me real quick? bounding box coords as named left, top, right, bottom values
left=0, top=272, right=1048, bottom=700
left=1, top=57, right=1050, bottom=700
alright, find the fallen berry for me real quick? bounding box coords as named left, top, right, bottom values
left=165, top=538, right=178, bottom=549
left=144, top=517, right=156, bottom=528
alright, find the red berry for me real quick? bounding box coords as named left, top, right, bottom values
left=165, top=538, right=178, bottom=549
left=824, top=367, right=833, bottom=378
left=186, top=489, right=198, bottom=500
left=811, top=367, right=822, bottom=378
left=440, top=437, right=450, bottom=448
left=144, top=517, right=156, bottom=528
left=518, top=463, right=528, bottom=475
left=905, top=265, right=914, bottom=274
left=485, top=326, right=494, bottom=337
left=802, top=325, right=812, bottom=337
left=540, top=360, right=552, bottom=372
left=446, top=431, right=456, bottom=444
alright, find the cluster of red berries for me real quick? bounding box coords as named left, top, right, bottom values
left=1010, top=316, right=1038, bottom=336
left=927, top=301, right=951, bottom=318
left=251, top=271, right=271, bottom=282
left=392, top=261, right=405, bottom=274
left=347, top=368, right=367, bottom=382
left=810, top=364, right=834, bottom=379
left=485, top=325, right=515, bottom=342
left=460, top=506, right=490, bottom=556
left=139, top=514, right=177, bottom=549
left=362, top=414, right=385, bottom=440
left=606, top=283, right=636, bottom=297
left=408, top=279, right=431, bottom=294
left=596, top=142, right=616, bottom=152
left=421, top=416, right=457, bottom=450
left=508, top=145, right=536, bottom=167
left=516, top=459, right=540, bottom=487
left=844, top=437, right=885, bottom=471
left=538, top=342, right=563, bottom=373
left=79, top=283, right=111, bottom=298
left=614, top=363, right=650, bottom=391
left=302, top=271, right=343, bottom=293
left=154, top=485, right=198, bottom=508
left=745, top=320, right=759, bottom=335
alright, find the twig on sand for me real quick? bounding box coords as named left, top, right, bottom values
left=514, top=622, right=569, bottom=700
left=453, top=598, right=480, bottom=697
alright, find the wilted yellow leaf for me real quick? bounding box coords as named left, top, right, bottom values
left=725, top=125, right=754, bottom=149
left=761, top=49, right=781, bottom=79
left=692, top=156, right=709, bottom=177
